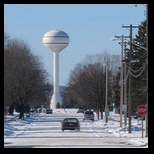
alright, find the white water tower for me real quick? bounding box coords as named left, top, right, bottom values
left=42, top=29, right=69, bottom=109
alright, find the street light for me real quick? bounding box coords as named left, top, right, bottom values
left=112, top=35, right=129, bottom=127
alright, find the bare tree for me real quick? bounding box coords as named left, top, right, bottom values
left=4, top=38, right=51, bottom=119
left=4, top=31, right=10, bottom=46
left=65, top=52, right=120, bottom=119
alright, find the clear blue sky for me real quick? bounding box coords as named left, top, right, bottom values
left=4, top=4, right=146, bottom=86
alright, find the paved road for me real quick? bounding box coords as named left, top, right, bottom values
left=5, top=137, right=145, bottom=148
left=4, top=112, right=147, bottom=148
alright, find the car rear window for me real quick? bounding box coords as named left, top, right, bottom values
left=64, top=119, right=78, bottom=122
left=85, top=111, right=94, bottom=115
left=47, top=109, right=52, bottom=111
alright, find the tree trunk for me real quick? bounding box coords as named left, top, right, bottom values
left=101, top=111, right=103, bottom=119
left=19, top=108, right=24, bottom=120
left=9, top=105, right=14, bottom=114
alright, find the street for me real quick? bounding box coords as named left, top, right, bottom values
left=4, top=110, right=147, bottom=148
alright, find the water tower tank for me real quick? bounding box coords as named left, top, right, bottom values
left=43, top=29, right=69, bottom=53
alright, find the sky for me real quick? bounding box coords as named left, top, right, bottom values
left=4, top=4, right=146, bottom=86
left=4, top=109, right=148, bottom=148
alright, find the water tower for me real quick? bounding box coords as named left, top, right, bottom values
left=42, top=29, right=69, bottom=109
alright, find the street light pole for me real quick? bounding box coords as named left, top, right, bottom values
left=112, top=35, right=129, bottom=127
left=119, top=35, right=124, bottom=127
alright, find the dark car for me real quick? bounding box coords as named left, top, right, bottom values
left=127, top=111, right=145, bottom=120
left=132, top=111, right=139, bottom=119
left=83, top=110, right=94, bottom=121
left=46, top=109, right=53, bottom=114
left=61, top=118, right=80, bottom=132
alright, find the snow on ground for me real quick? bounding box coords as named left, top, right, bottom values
left=4, top=108, right=148, bottom=148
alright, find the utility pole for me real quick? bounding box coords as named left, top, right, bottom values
left=122, top=24, right=138, bottom=133
left=112, top=35, right=130, bottom=127
left=124, top=41, right=128, bottom=126
left=112, top=35, right=129, bottom=127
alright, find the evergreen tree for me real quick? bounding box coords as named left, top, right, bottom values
left=127, top=20, right=147, bottom=109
